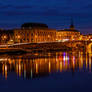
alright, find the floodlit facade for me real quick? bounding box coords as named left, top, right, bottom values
left=14, top=23, right=56, bottom=43
left=0, top=22, right=91, bottom=45
left=56, top=21, right=80, bottom=42
left=56, top=29, right=80, bottom=42
left=0, top=29, right=14, bottom=45
left=80, top=34, right=92, bottom=41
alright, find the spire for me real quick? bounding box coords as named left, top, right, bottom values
left=70, top=17, right=75, bottom=30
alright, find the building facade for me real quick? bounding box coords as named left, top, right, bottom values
left=14, top=23, right=56, bottom=43
left=80, top=34, right=92, bottom=41
left=0, top=22, right=88, bottom=45
left=0, top=29, right=14, bottom=45
left=56, top=21, right=80, bottom=42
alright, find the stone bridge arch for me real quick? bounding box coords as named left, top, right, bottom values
left=65, top=41, right=84, bottom=48
left=87, top=42, right=92, bottom=53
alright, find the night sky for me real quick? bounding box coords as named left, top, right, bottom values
left=0, top=0, right=92, bottom=34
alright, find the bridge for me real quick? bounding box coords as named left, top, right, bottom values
left=59, top=40, right=92, bottom=53
left=0, top=40, right=92, bottom=53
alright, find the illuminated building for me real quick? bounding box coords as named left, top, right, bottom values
left=0, top=22, right=91, bottom=45
left=87, top=34, right=92, bottom=41
left=56, top=20, right=80, bottom=42
left=0, top=29, right=14, bottom=44
left=80, top=34, right=92, bottom=41
left=14, top=23, right=56, bottom=43
left=80, top=35, right=88, bottom=41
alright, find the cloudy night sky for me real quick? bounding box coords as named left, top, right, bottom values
left=0, top=0, right=92, bottom=34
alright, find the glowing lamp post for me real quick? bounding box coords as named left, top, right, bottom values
left=2, top=35, right=7, bottom=44
left=48, top=35, right=50, bottom=42
left=17, top=35, right=21, bottom=43
left=3, top=35, right=7, bottom=39
left=2, top=35, right=7, bottom=40
left=17, top=35, right=21, bottom=39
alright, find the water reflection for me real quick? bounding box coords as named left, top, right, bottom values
left=0, top=51, right=92, bottom=80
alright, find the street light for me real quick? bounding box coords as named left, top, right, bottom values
left=4, top=35, right=7, bottom=39
left=2, top=35, right=7, bottom=40
left=17, top=35, right=21, bottom=39
left=1, top=35, right=8, bottom=44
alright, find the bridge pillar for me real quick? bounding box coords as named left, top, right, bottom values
left=87, top=42, right=92, bottom=53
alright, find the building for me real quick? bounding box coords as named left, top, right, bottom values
left=87, top=34, right=92, bottom=41
left=78, top=34, right=92, bottom=41
left=14, top=23, right=56, bottom=43
left=0, top=29, right=14, bottom=45
left=0, top=21, right=86, bottom=45
left=56, top=20, right=80, bottom=42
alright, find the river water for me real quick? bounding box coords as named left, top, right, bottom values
left=0, top=50, right=92, bottom=92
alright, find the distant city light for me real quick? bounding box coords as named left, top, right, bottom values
left=62, top=39, right=69, bottom=42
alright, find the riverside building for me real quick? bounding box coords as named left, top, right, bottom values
left=56, top=20, right=80, bottom=42
left=0, top=29, right=14, bottom=45
left=14, top=23, right=56, bottom=43
left=0, top=22, right=86, bottom=45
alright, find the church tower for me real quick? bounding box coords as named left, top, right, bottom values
left=70, top=18, right=75, bottom=30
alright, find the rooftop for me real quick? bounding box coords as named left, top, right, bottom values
left=57, top=29, right=79, bottom=32
left=21, top=23, right=48, bottom=29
